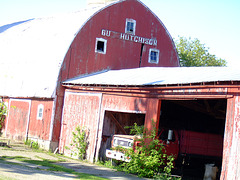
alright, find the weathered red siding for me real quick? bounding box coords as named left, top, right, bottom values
left=51, top=94, right=64, bottom=142
left=2, top=98, right=54, bottom=148
left=60, top=0, right=179, bottom=83
left=5, top=99, right=31, bottom=140
left=28, top=100, right=53, bottom=141
left=145, top=98, right=161, bottom=133
left=100, top=94, right=148, bottom=113
left=62, top=82, right=240, bottom=179
left=59, top=91, right=102, bottom=161
left=60, top=91, right=161, bottom=161
left=221, top=94, right=240, bottom=180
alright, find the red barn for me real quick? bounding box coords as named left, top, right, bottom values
left=51, top=0, right=180, bottom=151
left=0, top=0, right=179, bottom=150
left=1, top=0, right=240, bottom=179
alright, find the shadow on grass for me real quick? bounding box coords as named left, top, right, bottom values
left=0, top=156, right=106, bottom=180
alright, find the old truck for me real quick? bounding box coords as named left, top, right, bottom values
left=106, top=134, right=140, bottom=162
left=106, top=128, right=223, bottom=167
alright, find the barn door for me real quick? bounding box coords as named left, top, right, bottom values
left=59, top=92, right=102, bottom=162
left=5, top=99, right=31, bottom=141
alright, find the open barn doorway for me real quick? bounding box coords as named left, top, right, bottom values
left=159, top=99, right=227, bottom=179
left=99, top=110, right=145, bottom=161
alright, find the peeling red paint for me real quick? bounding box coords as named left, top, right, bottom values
left=59, top=92, right=102, bottom=162
left=221, top=95, right=240, bottom=180
left=2, top=98, right=54, bottom=144
left=5, top=99, right=31, bottom=141
left=28, top=100, right=54, bottom=141
left=60, top=92, right=162, bottom=162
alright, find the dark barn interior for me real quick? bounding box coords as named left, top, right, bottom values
left=99, top=99, right=227, bottom=179
left=160, top=99, right=227, bottom=179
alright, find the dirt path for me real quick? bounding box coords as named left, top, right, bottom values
left=0, top=138, right=145, bottom=180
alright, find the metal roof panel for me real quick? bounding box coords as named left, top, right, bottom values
left=63, top=67, right=240, bottom=86
left=0, top=4, right=110, bottom=98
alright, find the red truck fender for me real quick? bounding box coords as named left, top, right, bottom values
left=158, top=128, right=180, bottom=159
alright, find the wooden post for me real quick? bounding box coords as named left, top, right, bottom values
left=144, top=98, right=161, bottom=134
left=221, top=95, right=240, bottom=180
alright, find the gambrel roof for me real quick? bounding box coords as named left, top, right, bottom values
left=0, top=3, right=114, bottom=98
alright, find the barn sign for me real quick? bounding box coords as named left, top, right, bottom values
left=101, top=29, right=158, bottom=46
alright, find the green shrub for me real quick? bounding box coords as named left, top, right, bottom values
left=0, top=100, right=7, bottom=133
left=31, top=141, right=39, bottom=149
left=69, top=126, right=89, bottom=160
left=24, top=139, right=39, bottom=150
left=120, top=122, right=176, bottom=178
left=125, top=123, right=144, bottom=135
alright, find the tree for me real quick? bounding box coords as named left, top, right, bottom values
left=175, top=36, right=227, bottom=67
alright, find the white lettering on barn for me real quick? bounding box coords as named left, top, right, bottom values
left=101, top=29, right=157, bottom=46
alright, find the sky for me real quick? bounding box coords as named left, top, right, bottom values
left=0, top=0, right=239, bottom=67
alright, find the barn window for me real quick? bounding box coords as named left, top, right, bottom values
left=95, top=38, right=107, bottom=54
left=148, top=49, right=159, bottom=64
left=125, top=19, right=136, bottom=35
left=37, top=104, right=44, bottom=120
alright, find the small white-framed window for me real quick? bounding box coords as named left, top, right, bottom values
left=95, top=38, right=107, bottom=54
left=37, top=104, right=44, bottom=120
left=125, top=18, right=136, bottom=35
left=148, top=49, right=160, bottom=64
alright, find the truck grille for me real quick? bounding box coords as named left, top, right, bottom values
left=113, top=137, right=133, bottom=148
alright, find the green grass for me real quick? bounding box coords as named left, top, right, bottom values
left=0, top=175, right=15, bottom=180
left=0, top=156, right=106, bottom=180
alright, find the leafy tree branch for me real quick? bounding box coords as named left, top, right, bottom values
left=175, top=36, right=227, bottom=67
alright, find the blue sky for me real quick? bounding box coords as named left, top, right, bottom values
left=1, top=0, right=239, bottom=67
